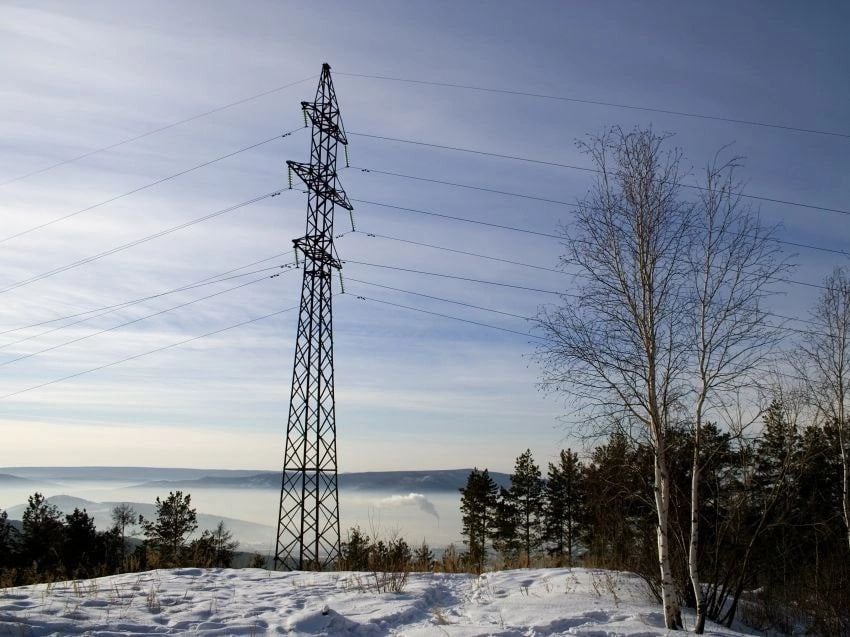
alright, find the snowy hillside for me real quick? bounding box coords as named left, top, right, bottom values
left=0, top=567, right=751, bottom=636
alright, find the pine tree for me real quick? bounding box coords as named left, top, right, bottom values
left=21, top=492, right=64, bottom=572
left=583, top=432, right=654, bottom=569
left=717, top=400, right=805, bottom=627
left=413, top=540, right=434, bottom=571
left=492, top=486, right=520, bottom=563
left=755, top=400, right=802, bottom=497
left=190, top=521, right=239, bottom=567
left=544, top=449, right=585, bottom=564
left=0, top=508, right=16, bottom=569
left=504, top=450, right=544, bottom=566
left=141, top=491, right=197, bottom=566
left=63, top=508, right=98, bottom=576
left=459, top=468, right=498, bottom=573
left=340, top=525, right=371, bottom=570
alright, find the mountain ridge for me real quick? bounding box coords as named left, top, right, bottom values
left=0, top=467, right=512, bottom=492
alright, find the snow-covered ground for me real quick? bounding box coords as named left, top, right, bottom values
left=0, top=567, right=751, bottom=636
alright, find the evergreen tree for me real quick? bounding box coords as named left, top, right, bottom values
left=712, top=400, right=806, bottom=627
left=384, top=537, right=412, bottom=572
left=754, top=400, right=802, bottom=498
left=97, top=525, right=124, bottom=574
left=141, top=491, right=197, bottom=565
left=492, top=486, right=521, bottom=563
left=459, top=467, right=498, bottom=572
left=0, top=508, right=16, bottom=569
left=413, top=540, right=434, bottom=571
left=209, top=521, right=238, bottom=567
left=340, top=525, right=371, bottom=570
left=21, top=493, right=64, bottom=572
left=190, top=521, right=239, bottom=567
left=798, top=421, right=844, bottom=538
left=63, top=508, right=98, bottom=576
left=504, top=450, right=544, bottom=566
left=544, top=449, right=585, bottom=564
left=583, top=432, right=654, bottom=570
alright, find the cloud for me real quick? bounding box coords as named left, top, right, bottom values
left=377, top=493, right=439, bottom=522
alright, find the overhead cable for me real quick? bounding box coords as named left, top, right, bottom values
left=337, top=71, right=850, bottom=140
left=0, top=129, right=303, bottom=245
left=0, top=187, right=289, bottom=295
left=0, top=262, right=297, bottom=351
left=0, top=268, right=294, bottom=367
left=0, top=75, right=314, bottom=188
left=0, top=305, right=300, bottom=401
left=349, top=131, right=850, bottom=217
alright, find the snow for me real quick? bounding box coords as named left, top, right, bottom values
left=0, top=567, right=751, bottom=636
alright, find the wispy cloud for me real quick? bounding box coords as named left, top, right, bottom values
left=0, top=2, right=847, bottom=473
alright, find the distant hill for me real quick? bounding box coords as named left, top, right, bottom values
left=128, top=469, right=512, bottom=493
left=0, top=466, right=513, bottom=493
left=0, top=473, right=38, bottom=484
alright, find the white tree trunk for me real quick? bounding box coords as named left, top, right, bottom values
left=654, top=442, right=681, bottom=630
left=689, top=448, right=706, bottom=633
left=841, top=426, right=850, bottom=553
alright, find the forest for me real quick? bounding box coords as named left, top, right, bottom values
left=0, top=490, right=258, bottom=588
left=456, top=414, right=847, bottom=635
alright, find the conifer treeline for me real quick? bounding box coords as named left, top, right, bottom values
left=460, top=402, right=848, bottom=633
left=0, top=491, right=245, bottom=585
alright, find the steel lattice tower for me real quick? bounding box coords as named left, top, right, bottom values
left=275, top=63, right=352, bottom=571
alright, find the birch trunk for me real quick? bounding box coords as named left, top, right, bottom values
left=841, top=404, right=850, bottom=553
left=653, top=433, right=682, bottom=630
left=689, top=441, right=707, bottom=633
left=689, top=396, right=707, bottom=633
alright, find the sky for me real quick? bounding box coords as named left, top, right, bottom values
left=0, top=1, right=848, bottom=472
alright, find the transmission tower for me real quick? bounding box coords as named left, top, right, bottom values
left=274, top=63, right=352, bottom=570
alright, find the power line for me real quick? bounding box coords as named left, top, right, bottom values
left=343, top=257, right=828, bottom=336
left=345, top=277, right=530, bottom=320
left=0, top=187, right=289, bottom=296
left=349, top=131, right=850, bottom=217
left=337, top=71, right=850, bottom=140
left=352, top=197, right=848, bottom=260
left=0, top=255, right=294, bottom=339
left=1, top=75, right=315, bottom=188
left=0, top=267, right=294, bottom=368
left=349, top=291, right=811, bottom=386
left=0, top=129, right=303, bottom=245
left=351, top=228, right=834, bottom=302
left=355, top=230, right=831, bottom=329
left=353, top=197, right=561, bottom=238
left=0, top=262, right=297, bottom=351
left=352, top=195, right=830, bottom=290
left=353, top=167, right=850, bottom=255
left=347, top=276, right=825, bottom=337
left=350, top=230, right=836, bottom=307
left=349, top=293, right=541, bottom=341
left=2, top=232, right=344, bottom=356
left=343, top=259, right=567, bottom=296
left=351, top=231, right=562, bottom=274
left=0, top=305, right=300, bottom=401
left=353, top=165, right=579, bottom=208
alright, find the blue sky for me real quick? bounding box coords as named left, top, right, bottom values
left=0, top=1, right=848, bottom=471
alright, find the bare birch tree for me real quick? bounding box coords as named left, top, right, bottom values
left=795, top=266, right=850, bottom=551
left=685, top=156, right=787, bottom=633
left=537, top=127, right=690, bottom=629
